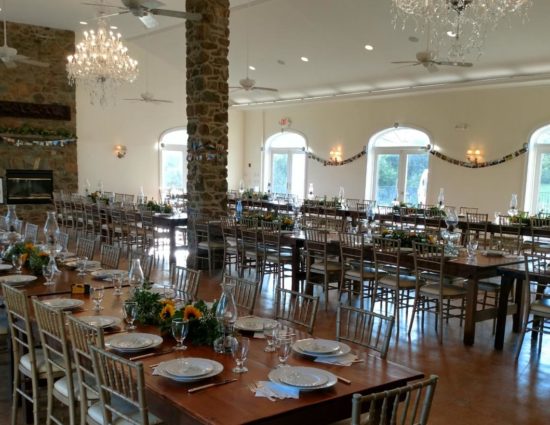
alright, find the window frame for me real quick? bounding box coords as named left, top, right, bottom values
left=158, top=127, right=188, bottom=195
left=525, top=124, right=550, bottom=213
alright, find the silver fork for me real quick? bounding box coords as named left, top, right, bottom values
left=248, top=383, right=276, bottom=402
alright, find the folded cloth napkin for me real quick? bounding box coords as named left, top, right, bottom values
left=254, top=381, right=300, bottom=399
left=253, top=332, right=265, bottom=339
left=314, top=353, right=358, bottom=366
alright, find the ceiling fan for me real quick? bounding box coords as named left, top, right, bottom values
left=391, top=50, right=473, bottom=73
left=0, top=0, right=49, bottom=69
left=83, top=0, right=201, bottom=29
left=123, top=91, right=173, bottom=104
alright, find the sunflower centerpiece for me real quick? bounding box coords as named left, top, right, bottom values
left=2, top=242, right=50, bottom=275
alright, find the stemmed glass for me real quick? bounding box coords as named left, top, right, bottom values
left=112, top=272, right=123, bottom=296
left=263, top=321, right=278, bottom=352
left=231, top=337, right=250, bottom=373
left=42, top=265, right=56, bottom=286
left=171, top=319, right=189, bottom=351
left=12, top=254, right=23, bottom=274
left=276, top=333, right=294, bottom=368
left=466, top=238, right=478, bottom=260
left=77, top=256, right=88, bottom=276
left=123, top=301, right=138, bottom=330
left=91, top=285, right=105, bottom=312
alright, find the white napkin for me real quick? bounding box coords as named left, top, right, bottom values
left=253, top=332, right=265, bottom=339
left=254, top=381, right=300, bottom=399
left=314, top=353, right=358, bottom=366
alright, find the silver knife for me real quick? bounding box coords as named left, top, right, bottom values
left=188, top=378, right=238, bottom=393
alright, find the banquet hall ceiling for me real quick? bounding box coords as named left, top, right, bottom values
left=3, top=0, right=550, bottom=106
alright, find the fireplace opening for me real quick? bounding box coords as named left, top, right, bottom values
left=5, top=169, right=54, bottom=204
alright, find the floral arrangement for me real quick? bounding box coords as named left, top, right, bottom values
left=242, top=212, right=294, bottom=230
left=304, top=197, right=342, bottom=209
left=87, top=191, right=109, bottom=204
left=129, top=288, right=221, bottom=346
left=2, top=242, right=50, bottom=274
left=381, top=230, right=435, bottom=247
left=241, top=189, right=269, bottom=200
left=146, top=200, right=173, bottom=214
left=510, top=211, right=531, bottom=225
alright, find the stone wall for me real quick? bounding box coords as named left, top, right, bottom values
left=0, top=22, right=76, bottom=224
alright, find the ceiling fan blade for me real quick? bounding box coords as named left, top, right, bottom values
left=391, top=61, right=418, bottom=64
left=436, top=61, right=473, bottom=68
left=152, top=99, right=173, bottom=103
left=13, top=55, right=49, bottom=68
left=139, top=13, right=159, bottom=29
left=251, top=86, right=278, bottom=92
left=81, top=2, right=127, bottom=10
left=229, top=86, right=244, bottom=91
left=149, top=8, right=202, bottom=21
left=140, top=0, right=165, bottom=8
left=2, top=59, right=17, bottom=69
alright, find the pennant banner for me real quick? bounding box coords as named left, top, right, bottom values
left=428, top=144, right=528, bottom=168
left=304, top=147, right=366, bottom=167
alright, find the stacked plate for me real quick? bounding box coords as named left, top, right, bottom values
left=0, top=264, right=13, bottom=271
left=292, top=338, right=351, bottom=357
left=106, top=333, right=163, bottom=353
left=234, top=316, right=278, bottom=332
left=269, top=366, right=337, bottom=391
left=64, top=260, right=101, bottom=270
left=42, top=298, right=84, bottom=310
left=77, top=316, right=121, bottom=328
left=0, top=275, right=37, bottom=286
left=90, top=269, right=127, bottom=280
left=156, top=358, right=223, bottom=382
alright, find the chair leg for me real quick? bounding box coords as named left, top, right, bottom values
left=11, top=370, right=19, bottom=425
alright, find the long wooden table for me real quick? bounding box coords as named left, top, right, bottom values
left=14, top=271, right=424, bottom=425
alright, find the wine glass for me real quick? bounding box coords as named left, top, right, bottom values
left=171, top=319, right=189, bottom=351
left=12, top=254, right=23, bottom=274
left=112, top=272, right=123, bottom=296
left=42, top=265, right=56, bottom=286
left=123, top=301, right=138, bottom=330
left=91, top=285, right=105, bottom=312
left=276, top=333, right=294, bottom=368
left=77, top=256, right=88, bottom=276
left=466, top=238, right=478, bottom=260
left=231, top=337, right=250, bottom=373
left=263, top=321, right=278, bottom=352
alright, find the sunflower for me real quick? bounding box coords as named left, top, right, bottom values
left=159, top=303, right=176, bottom=320
left=183, top=305, right=203, bottom=320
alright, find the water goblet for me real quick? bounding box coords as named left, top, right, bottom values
left=171, top=319, right=189, bottom=351
left=263, top=321, right=278, bottom=352
left=42, top=265, right=56, bottom=286
left=164, top=285, right=176, bottom=301
left=77, top=256, right=88, bottom=276
left=91, top=285, right=105, bottom=312
left=112, top=272, right=123, bottom=296
left=231, top=337, right=250, bottom=373
left=123, top=301, right=138, bottom=330
left=276, top=333, right=294, bottom=368
left=12, top=254, right=23, bottom=274
left=466, top=239, right=478, bottom=260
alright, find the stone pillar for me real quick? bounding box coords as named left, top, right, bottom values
left=186, top=0, right=229, bottom=267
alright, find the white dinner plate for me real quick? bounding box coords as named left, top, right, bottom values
left=0, top=275, right=37, bottom=286
left=156, top=359, right=223, bottom=383
left=106, top=333, right=163, bottom=353
left=234, top=316, right=278, bottom=332
left=77, top=316, right=120, bottom=328
left=91, top=269, right=127, bottom=280
left=292, top=339, right=351, bottom=358
left=482, top=250, right=504, bottom=257
left=0, top=264, right=13, bottom=271
left=293, top=339, right=341, bottom=355
left=42, top=298, right=85, bottom=310
left=269, top=367, right=337, bottom=391
left=64, top=260, right=101, bottom=269
left=163, top=358, right=215, bottom=378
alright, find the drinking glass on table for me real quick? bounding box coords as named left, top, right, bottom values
left=42, top=265, right=56, bottom=286
left=112, top=272, right=123, bottom=296
left=466, top=238, right=478, bottom=260
left=123, top=301, right=138, bottom=330
left=91, top=285, right=105, bottom=312
left=77, top=256, right=88, bottom=276
left=171, top=319, right=189, bottom=351
left=231, top=337, right=250, bottom=373
left=12, top=254, right=23, bottom=274
left=263, top=321, right=278, bottom=352
left=276, top=332, right=294, bottom=368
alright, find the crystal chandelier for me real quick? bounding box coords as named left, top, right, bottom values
left=66, top=18, right=138, bottom=106
left=392, top=1, right=532, bottom=61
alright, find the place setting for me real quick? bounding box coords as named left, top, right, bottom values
left=90, top=269, right=128, bottom=281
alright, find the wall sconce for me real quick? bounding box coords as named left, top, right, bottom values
left=329, top=146, right=342, bottom=163
left=466, top=149, right=482, bottom=165
left=115, top=145, right=127, bottom=159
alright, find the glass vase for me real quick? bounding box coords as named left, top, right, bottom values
left=213, top=281, right=238, bottom=354
left=128, top=258, right=145, bottom=292
left=5, top=205, right=20, bottom=248
left=43, top=211, right=60, bottom=273
left=508, top=193, right=518, bottom=217
left=437, top=188, right=445, bottom=210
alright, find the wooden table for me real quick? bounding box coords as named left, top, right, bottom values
left=59, top=289, right=424, bottom=425
left=153, top=213, right=188, bottom=264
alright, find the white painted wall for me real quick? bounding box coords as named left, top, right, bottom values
left=239, top=84, right=550, bottom=214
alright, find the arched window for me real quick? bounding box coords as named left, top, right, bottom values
left=525, top=124, right=550, bottom=212
left=263, top=131, right=307, bottom=198
left=159, top=127, right=187, bottom=194
left=366, top=126, right=430, bottom=206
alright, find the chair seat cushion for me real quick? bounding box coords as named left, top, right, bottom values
left=198, top=241, right=225, bottom=250
left=266, top=252, right=292, bottom=263
left=20, top=349, right=62, bottom=375
left=420, top=283, right=467, bottom=297
left=88, top=398, right=162, bottom=425
left=378, top=274, right=416, bottom=289
left=531, top=297, right=550, bottom=315
left=310, top=261, right=341, bottom=273
left=54, top=374, right=99, bottom=401
left=344, top=268, right=376, bottom=280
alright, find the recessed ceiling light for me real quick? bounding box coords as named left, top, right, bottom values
left=447, top=30, right=456, bottom=37
left=300, top=56, right=309, bottom=62
left=110, top=25, right=118, bottom=30
left=248, top=65, right=256, bottom=71
left=408, top=36, right=419, bottom=43
left=277, top=59, right=285, bottom=65
left=79, top=21, right=88, bottom=25
left=364, top=44, right=374, bottom=51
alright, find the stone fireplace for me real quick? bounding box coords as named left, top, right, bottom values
left=5, top=169, right=54, bottom=204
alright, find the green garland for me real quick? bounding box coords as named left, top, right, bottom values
left=0, top=124, right=76, bottom=140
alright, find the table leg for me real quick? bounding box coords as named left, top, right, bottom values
left=169, top=224, right=177, bottom=265
left=291, top=242, right=301, bottom=292
left=463, top=278, right=478, bottom=346
left=494, top=274, right=514, bottom=350
left=513, top=277, right=524, bottom=333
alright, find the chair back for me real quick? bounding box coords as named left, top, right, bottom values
left=89, top=345, right=152, bottom=425
left=372, top=236, right=402, bottom=275
left=76, top=236, right=96, bottom=259
left=339, top=231, right=366, bottom=269
left=100, top=243, right=121, bottom=269
left=275, top=287, right=319, bottom=334
left=459, top=206, right=478, bottom=215
left=23, top=222, right=38, bottom=243
left=466, top=212, right=489, bottom=248
left=171, top=265, right=201, bottom=301
left=336, top=304, right=394, bottom=359
left=129, top=249, right=154, bottom=281
left=412, top=241, right=445, bottom=286
left=57, top=231, right=69, bottom=251
left=351, top=375, right=439, bottom=425
left=223, top=274, right=259, bottom=315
